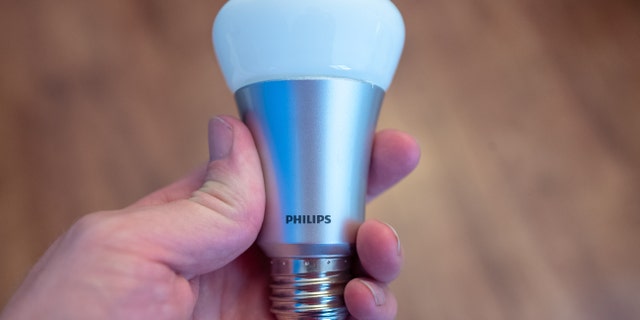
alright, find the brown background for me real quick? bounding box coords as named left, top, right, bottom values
left=1, top=0, right=639, bottom=319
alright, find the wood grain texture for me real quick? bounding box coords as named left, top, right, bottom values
left=1, top=0, right=639, bottom=319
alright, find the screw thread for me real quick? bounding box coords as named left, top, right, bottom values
left=269, top=257, right=352, bottom=320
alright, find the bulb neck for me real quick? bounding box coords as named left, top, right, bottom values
left=235, top=78, right=384, bottom=259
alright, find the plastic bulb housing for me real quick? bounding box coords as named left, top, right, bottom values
left=214, top=0, right=404, bottom=91
left=213, top=0, right=404, bottom=319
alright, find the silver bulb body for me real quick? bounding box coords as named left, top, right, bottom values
left=235, top=78, right=384, bottom=319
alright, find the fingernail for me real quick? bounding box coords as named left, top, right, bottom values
left=208, top=117, right=233, bottom=161
left=359, top=279, right=385, bottom=306
left=382, top=221, right=402, bottom=256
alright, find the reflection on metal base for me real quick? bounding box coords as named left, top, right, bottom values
left=270, top=257, right=351, bottom=320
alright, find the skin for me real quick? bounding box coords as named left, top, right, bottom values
left=0, top=116, right=420, bottom=320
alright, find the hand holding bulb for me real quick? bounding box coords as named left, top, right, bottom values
left=0, top=116, right=420, bottom=319
left=1, top=0, right=417, bottom=318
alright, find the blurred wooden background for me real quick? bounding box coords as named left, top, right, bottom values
left=1, top=0, right=639, bottom=319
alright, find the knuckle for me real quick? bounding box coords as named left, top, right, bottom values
left=191, top=179, right=263, bottom=232
left=64, top=211, right=128, bottom=249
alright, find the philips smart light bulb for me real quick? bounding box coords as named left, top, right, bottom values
left=213, top=0, right=404, bottom=318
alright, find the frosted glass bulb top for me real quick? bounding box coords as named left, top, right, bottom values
left=213, top=0, right=405, bottom=92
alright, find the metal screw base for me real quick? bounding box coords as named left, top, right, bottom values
left=269, top=257, right=352, bottom=320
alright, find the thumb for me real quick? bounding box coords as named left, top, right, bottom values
left=101, top=116, right=265, bottom=277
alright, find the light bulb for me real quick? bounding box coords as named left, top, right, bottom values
left=213, top=0, right=404, bottom=318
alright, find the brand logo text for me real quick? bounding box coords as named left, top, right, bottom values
left=285, top=215, right=332, bottom=224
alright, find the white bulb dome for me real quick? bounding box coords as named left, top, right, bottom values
left=213, top=0, right=405, bottom=92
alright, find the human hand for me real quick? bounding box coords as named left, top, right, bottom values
left=1, top=116, right=420, bottom=320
